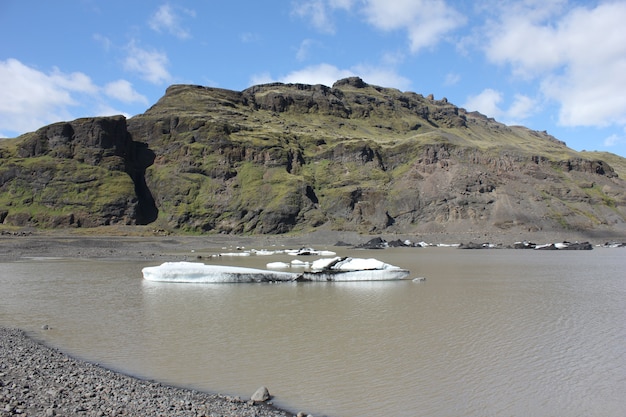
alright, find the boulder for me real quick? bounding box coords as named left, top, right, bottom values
left=251, top=386, right=271, bottom=402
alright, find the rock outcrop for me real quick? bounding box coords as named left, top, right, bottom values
left=1, top=116, right=157, bottom=227
left=2, top=77, right=626, bottom=236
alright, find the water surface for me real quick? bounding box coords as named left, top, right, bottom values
left=1, top=247, right=624, bottom=417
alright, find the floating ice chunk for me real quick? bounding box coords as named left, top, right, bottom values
left=290, top=259, right=310, bottom=267
left=310, top=257, right=341, bottom=270
left=142, top=257, right=411, bottom=284
left=310, top=257, right=400, bottom=271
left=142, top=262, right=299, bottom=283
left=333, top=257, right=396, bottom=271
left=252, top=249, right=279, bottom=256
left=286, top=248, right=337, bottom=256
left=534, top=244, right=552, bottom=250
left=266, top=261, right=291, bottom=269
left=219, top=252, right=251, bottom=257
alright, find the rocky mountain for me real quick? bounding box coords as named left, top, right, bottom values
left=2, top=77, right=626, bottom=237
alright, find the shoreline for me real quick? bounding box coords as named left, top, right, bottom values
left=1, top=228, right=624, bottom=262
left=0, top=327, right=301, bottom=417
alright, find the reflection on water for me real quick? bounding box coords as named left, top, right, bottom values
left=1, top=248, right=625, bottom=417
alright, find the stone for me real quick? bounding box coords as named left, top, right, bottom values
left=251, top=386, right=270, bottom=402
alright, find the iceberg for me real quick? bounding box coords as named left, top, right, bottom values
left=142, top=262, right=299, bottom=283
left=302, top=257, right=410, bottom=281
left=142, top=257, right=410, bottom=283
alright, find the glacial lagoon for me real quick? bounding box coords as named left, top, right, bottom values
left=1, top=246, right=625, bottom=417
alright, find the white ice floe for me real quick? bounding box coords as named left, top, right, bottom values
left=310, top=257, right=397, bottom=271
left=252, top=249, right=281, bottom=256
left=142, top=256, right=411, bottom=283
left=290, top=259, right=310, bottom=267
left=266, top=261, right=291, bottom=269
left=142, top=262, right=298, bottom=283
left=285, top=248, right=337, bottom=256
left=303, top=257, right=410, bottom=281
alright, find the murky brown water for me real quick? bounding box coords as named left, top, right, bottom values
left=1, top=247, right=625, bottom=416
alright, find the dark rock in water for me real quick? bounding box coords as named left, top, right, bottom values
left=356, top=237, right=387, bottom=249
left=458, top=242, right=492, bottom=249
left=387, top=239, right=411, bottom=247
left=334, top=241, right=353, bottom=246
left=251, top=386, right=271, bottom=402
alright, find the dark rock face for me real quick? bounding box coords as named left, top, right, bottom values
left=2, top=77, right=626, bottom=235
left=3, top=116, right=157, bottom=227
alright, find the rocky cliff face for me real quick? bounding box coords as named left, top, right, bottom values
left=2, top=77, right=625, bottom=236
left=1, top=116, right=156, bottom=227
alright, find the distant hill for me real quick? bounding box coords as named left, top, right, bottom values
left=2, top=77, right=625, bottom=238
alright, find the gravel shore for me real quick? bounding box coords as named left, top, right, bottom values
left=0, top=328, right=298, bottom=417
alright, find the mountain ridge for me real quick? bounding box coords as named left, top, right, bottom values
left=1, top=77, right=625, bottom=238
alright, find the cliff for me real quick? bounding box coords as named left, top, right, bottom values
left=1, top=77, right=625, bottom=237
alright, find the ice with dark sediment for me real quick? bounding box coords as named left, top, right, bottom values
left=142, top=257, right=410, bottom=283
left=301, top=257, right=410, bottom=281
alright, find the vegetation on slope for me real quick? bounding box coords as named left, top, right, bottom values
left=1, top=77, right=625, bottom=237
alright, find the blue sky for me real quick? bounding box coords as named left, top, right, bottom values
left=2, top=0, right=626, bottom=157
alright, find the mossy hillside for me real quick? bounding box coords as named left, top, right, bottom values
left=132, top=81, right=625, bottom=233
left=3, top=77, right=626, bottom=235
left=0, top=155, right=136, bottom=227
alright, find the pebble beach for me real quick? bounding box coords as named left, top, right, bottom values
left=0, top=328, right=297, bottom=417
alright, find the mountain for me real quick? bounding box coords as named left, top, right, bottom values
left=1, top=77, right=626, bottom=238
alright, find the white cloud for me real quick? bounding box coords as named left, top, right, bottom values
left=93, top=103, right=132, bottom=119
left=464, top=88, right=503, bottom=118
left=251, top=63, right=411, bottom=90
left=444, top=72, right=460, bottom=86
left=281, top=63, right=355, bottom=86
left=463, top=88, right=537, bottom=124
left=93, top=33, right=112, bottom=51
left=104, top=80, right=149, bottom=105
left=292, top=0, right=464, bottom=53
left=328, top=0, right=354, bottom=9
left=292, top=0, right=337, bottom=34
left=149, top=4, right=195, bottom=39
left=240, top=32, right=260, bottom=43
left=296, top=39, right=317, bottom=61
left=603, top=127, right=626, bottom=148
left=507, top=93, right=537, bottom=122
left=292, top=0, right=355, bottom=33
left=350, top=64, right=412, bottom=90
left=0, top=58, right=97, bottom=134
left=483, top=2, right=626, bottom=128
left=123, top=42, right=171, bottom=85
left=361, top=0, right=466, bottom=53
left=249, top=72, right=275, bottom=86
left=0, top=59, right=151, bottom=136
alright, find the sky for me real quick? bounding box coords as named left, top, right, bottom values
left=1, top=0, right=626, bottom=157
